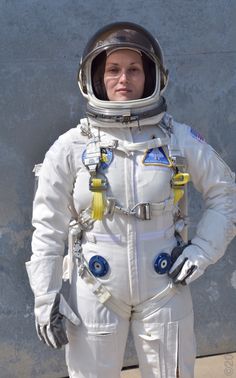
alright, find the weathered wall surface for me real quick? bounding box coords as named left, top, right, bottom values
left=0, top=0, right=235, bottom=376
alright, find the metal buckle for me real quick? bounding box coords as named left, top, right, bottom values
left=131, top=203, right=151, bottom=220
left=106, top=199, right=151, bottom=220
left=83, top=140, right=101, bottom=173
left=78, top=210, right=95, bottom=231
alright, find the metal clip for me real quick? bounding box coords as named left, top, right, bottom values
left=83, top=140, right=101, bottom=174
left=131, top=203, right=151, bottom=220
left=172, top=173, right=190, bottom=188
left=83, top=155, right=101, bottom=174
left=105, top=198, right=116, bottom=217
left=73, top=240, right=82, bottom=259
left=105, top=199, right=151, bottom=220
left=78, top=263, right=86, bottom=276
left=78, top=209, right=95, bottom=231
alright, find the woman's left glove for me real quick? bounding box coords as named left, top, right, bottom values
left=168, top=244, right=212, bottom=285
left=26, top=255, right=80, bottom=349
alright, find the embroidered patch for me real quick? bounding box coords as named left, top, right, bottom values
left=143, top=147, right=172, bottom=166
left=190, top=128, right=205, bottom=142
left=100, top=148, right=113, bottom=169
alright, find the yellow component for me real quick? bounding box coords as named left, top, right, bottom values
left=101, top=153, right=108, bottom=163
left=172, top=173, right=190, bottom=205
left=172, top=173, right=190, bottom=186
left=173, top=189, right=184, bottom=204
left=90, top=178, right=107, bottom=220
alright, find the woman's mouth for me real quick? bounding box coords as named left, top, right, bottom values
left=116, top=88, right=131, bottom=93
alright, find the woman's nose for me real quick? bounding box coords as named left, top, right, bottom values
left=119, top=71, right=128, bottom=82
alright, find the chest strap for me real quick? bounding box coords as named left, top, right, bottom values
left=117, top=136, right=170, bottom=154
left=106, top=197, right=174, bottom=220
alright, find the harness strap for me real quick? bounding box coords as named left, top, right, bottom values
left=76, top=251, right=177, bottom=320
left=77, top=251, right=176, bottom=320
left=117, top=136, right=170, bottom=154
left=90, top=177, right=108, bottom=220
left=76, top=254, right=131, bottom=319
left=132, top=282, right=177, bottom=320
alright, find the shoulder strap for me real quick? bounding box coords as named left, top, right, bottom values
left=163, top=117, right=189, bottom=243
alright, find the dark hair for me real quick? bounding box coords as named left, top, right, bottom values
left=141, top=53, right=156, bottom=98
left=91, top=51, right=156, bottom=100
left=91, top=52, right=108, bottom=100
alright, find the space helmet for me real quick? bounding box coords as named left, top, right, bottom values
left=78, top=22, right=169, bottom=123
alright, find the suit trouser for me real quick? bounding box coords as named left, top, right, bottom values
left=65, top=279, right=196, bottom=378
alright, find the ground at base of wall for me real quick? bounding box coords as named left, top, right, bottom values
left=121, top=352, right=236, bottom=378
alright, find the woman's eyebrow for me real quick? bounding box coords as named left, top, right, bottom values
left=106, top=61, right=141, bottom=66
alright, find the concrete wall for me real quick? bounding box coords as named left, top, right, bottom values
left=0, top=0, right=235, bottom=377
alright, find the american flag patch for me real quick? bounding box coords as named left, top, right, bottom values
left=190, top=128, right=205, bottom=142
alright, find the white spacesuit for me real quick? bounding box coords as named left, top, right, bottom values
left=26, top=22, right=236, bottom=378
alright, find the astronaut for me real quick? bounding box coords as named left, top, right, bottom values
left=26, top=22, right=236, bottom=378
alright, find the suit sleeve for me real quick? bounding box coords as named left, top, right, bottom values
left=180, top=126, right=236, bottom=266
left=26, top=133, right=77, bottom=297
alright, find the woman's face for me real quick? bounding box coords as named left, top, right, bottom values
left=103, top=49, right=145, bottom=101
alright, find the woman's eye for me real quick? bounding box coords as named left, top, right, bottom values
left=129, top=67, right=140, bottom=73
left=106, top=67, right=119, bottom=75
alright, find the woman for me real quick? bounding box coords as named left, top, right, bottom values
left=26, top=22, right=236, bottom=378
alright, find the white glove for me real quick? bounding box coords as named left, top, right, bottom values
left=35, top=292, right=80, bottom=349
left=26, top=256, right=80, bottom=349
left=169, top=244, right=211, bottom=285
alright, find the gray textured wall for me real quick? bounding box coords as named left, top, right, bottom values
left=0, top=0, right=236, bottom=377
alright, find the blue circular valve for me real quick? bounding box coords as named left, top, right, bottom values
left=154, top=252, right=172, bottom=275
left=89, top=255, right=109, bottom=277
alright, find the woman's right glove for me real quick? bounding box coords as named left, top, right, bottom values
left=34, top=292, right=80, bottom=349
left=26, top=255, right=80, bottom=349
